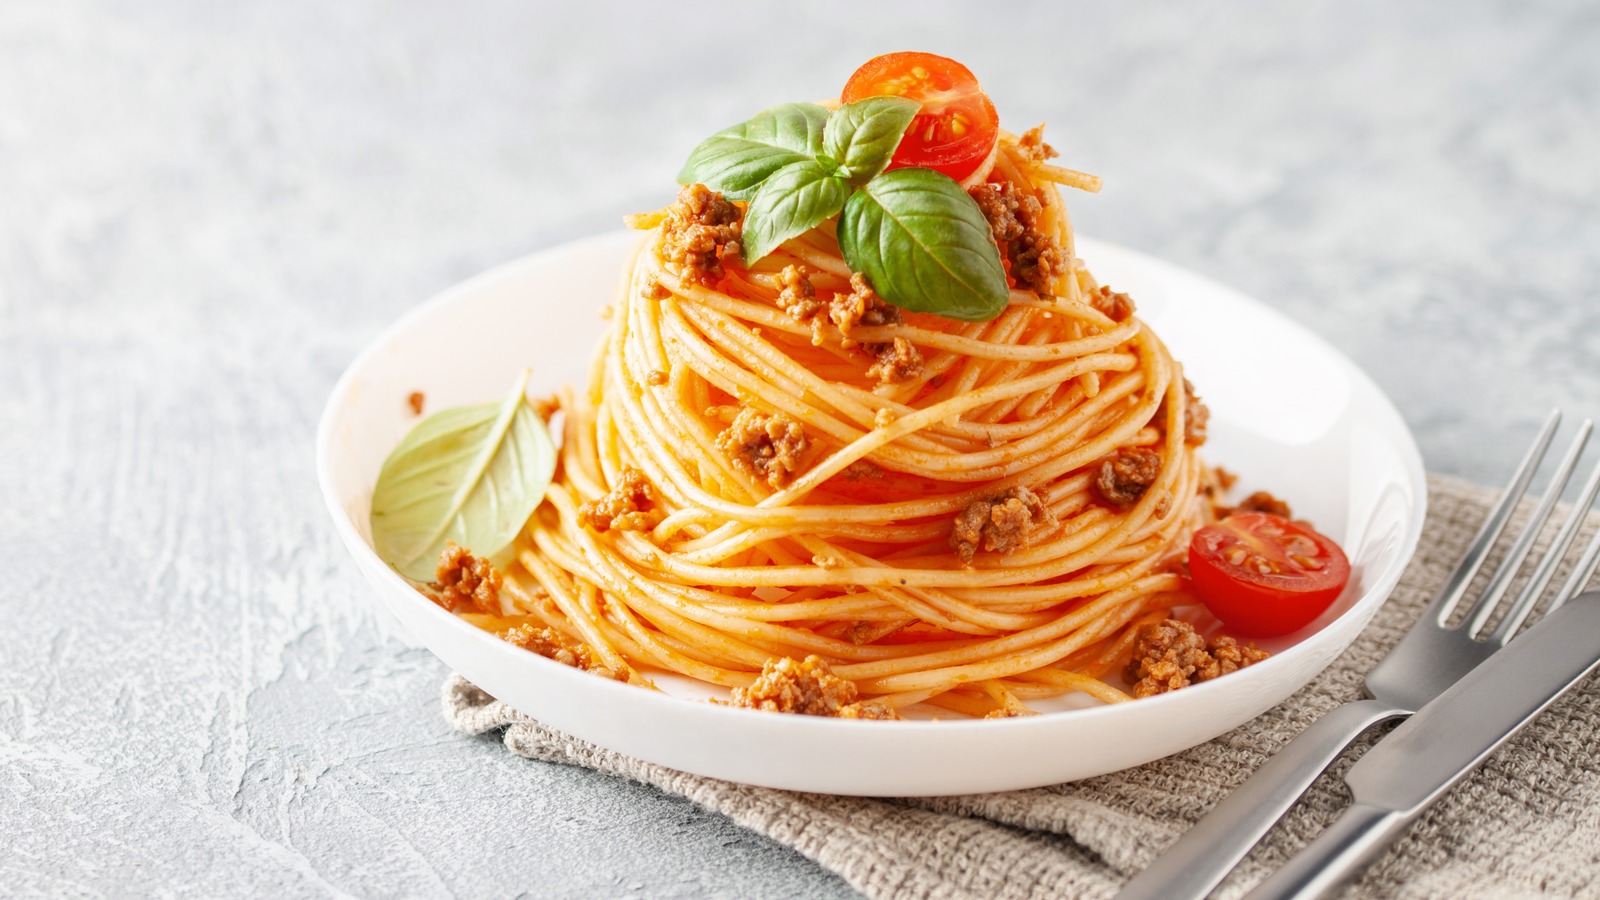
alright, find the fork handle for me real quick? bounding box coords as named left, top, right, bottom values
left=1241, top=803, right=1412, bottom=900
left=1116, top=698, right=1404, bottom=900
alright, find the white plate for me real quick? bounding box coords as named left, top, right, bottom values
left=317, top=231, right=1426, bottom=796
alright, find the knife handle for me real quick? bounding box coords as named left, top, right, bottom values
left=1241, top=803, right=1412, bottom=900
left=1116, top=698, right=1404, bottom=900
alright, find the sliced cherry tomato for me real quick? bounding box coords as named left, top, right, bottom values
left=841, top=52, right=1000, bottom=182
left=1188, top=512, right=1351, bottom=638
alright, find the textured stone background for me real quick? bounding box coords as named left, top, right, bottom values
left=3, top=1, right=1598, bottom=897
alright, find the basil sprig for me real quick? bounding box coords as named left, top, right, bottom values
left=678, top=98, right=1009, bottom=322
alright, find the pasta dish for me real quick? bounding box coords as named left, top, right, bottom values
left=373, top=52, right=1350, bottom=720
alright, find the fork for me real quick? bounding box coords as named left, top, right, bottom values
left=1118, top=410, right=1600, bottom=900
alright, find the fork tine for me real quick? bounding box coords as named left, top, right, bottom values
left=1548, top=484, right=1600, bottom=614
left=1432, top=409, right=1562, bottom=625
left=1463, top=419, right=1593, bottom=636
left=1490, top=423, right=1600, bottom=641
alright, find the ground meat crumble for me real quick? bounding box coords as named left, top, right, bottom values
left=717, top=408, right=809, bottom=489
left=837, top=700, right=902, bottom=720
left=1089, top=285, right=1136, bottom=323
left=1125, top=619, right=1269, bottom=698
left=1207, top=636, right=1270, bottom=678
left=659, top=183, right=743, bottom=287
left=845, top=619, right=906, bottom=645
left=1017, top=125, right=1059, bottom=163
left=950, top=485, right=1058, bottom=565
left=501, top=624, right=630, bottom=682
left=730, top=655, right=900, bottom=720
left=1230, top=490, right=1293, bottom=519
left=776, top=266, right=904, bottom=349
left=834, top=274, right=902, bottom=344
left=864, top=336, right=925, bottom=385
left=1152, top=377, right=1209, bottom=446
left=841, top=459, right=884, bottom=480
left=984, top=705, right=1037, bottom=719
left=427, top=542, right=502, bottom=614
left=776, top=264, right=826, bottom=341
left=968, top=180, right=1067, bottom=294
left=578, top=466, right=665, bottom=533
left=1094, top=447, right=1162, bottom=510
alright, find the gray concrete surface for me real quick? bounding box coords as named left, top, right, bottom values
left=3, top=1, right=1598, bottom=897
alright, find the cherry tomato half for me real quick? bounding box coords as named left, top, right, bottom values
left=841, top=52, right=1000, bottom=182
left=1188, top=512, right=1351, bottom=638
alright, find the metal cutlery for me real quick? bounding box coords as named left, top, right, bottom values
left=1118, top=410, right=1600, bottom=900
left=1243, top=588, right=1600, bottom=899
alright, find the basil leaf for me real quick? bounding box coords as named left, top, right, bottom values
left=837, top=168, right=1009, bottom=322
left=822, top=96, right=919, bottom=186
left=677, top=103, right=831, bottom=201
left=741, top=159, right=852, bottom=264
left=729, top=102, right=830, bottom=155
left=370, top=370, right=556, bottom=581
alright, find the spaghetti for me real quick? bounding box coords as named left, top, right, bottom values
left=449, top=119, right=1235, bottom=718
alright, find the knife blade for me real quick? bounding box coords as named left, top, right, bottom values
left=1244, top=589, right=1600, bottom=900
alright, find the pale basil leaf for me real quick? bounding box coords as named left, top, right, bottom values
left=822, top=96, right=919, bottom=185
left=741, top=159, right=852, bottom=264
left=837, top=167, right=1009, bottom=321
left=676, top=103, right=831, bottom=201
left=370, top=371, right=556, bottom=581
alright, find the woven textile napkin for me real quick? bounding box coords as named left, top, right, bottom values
left=443, top=476, right=1600, bottom=899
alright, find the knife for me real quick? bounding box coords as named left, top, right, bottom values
left=1243, top=589, right=1600, bottom=900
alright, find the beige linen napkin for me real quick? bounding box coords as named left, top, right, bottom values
left=443, top=476, right=1600, bottom=899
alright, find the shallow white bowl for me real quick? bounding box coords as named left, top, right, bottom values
left=317, top=231, right=1426, bottom=796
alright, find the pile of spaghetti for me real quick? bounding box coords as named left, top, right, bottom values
left=446, top=57, right=1240, bottom=720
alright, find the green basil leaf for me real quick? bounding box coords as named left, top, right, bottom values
left=822, top=96, right=920, bottom=185
left=741, top=159, right=852, bottom=264
left=370, top=370, right=556, bottom=581
left=676, top=102, right=831, bottom=201
left=837, top=167, right=1009, bottom=321
left=728, top=102, right=830, bottom=155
